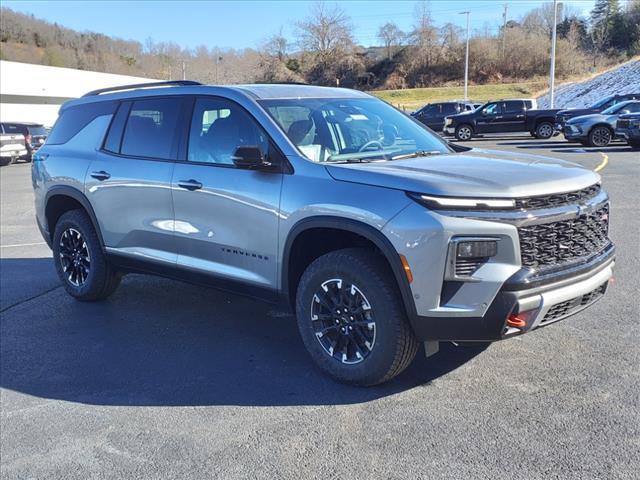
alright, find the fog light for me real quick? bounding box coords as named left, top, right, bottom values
left=456, top=240, right=497, bottom=259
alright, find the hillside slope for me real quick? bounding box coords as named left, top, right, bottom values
left=537, top=59, right=640, bottom=109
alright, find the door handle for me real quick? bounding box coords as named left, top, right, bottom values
left=90, top=170, right=111, bottom=181
left=516, top=115, right=525, bottom=119
left=178, top=179, right=203, bottom=191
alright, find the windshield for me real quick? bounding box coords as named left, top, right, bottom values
left=259, top=97, right=452, bottom=163
left=28, top=125, right=47, bottom=136
left=602, top=101, right=639, bottom=115
left=590, top=95, right=615, bottom=109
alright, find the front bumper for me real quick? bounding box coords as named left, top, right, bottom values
left=0, top=149, right=28, bottom=157
left=412, top=255, right=614, bottom=341
left=444, top=126, right=455, bottom=135
left=562, top=124, right=586, bottom=140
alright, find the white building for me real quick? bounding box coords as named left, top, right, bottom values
left=0, top=61, right=157, bottom=127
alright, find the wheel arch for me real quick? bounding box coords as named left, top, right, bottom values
left=44, top=186, right=105, bottom=251
left=281, top=216, right=417, bottom=320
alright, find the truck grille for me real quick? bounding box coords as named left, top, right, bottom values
left=514, top=184, right=601, bottom=210
left=617, top=119, right=630, bottom=129
left=541, top=282, right=607, bottom=324
left=518, top=203, right=610, bottom=269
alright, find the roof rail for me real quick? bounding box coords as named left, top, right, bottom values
left=82, top=80, right=202, bottom=97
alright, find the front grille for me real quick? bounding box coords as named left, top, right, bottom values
left=542, top=282, right=608, bottom=324
left=617, top=119, right=630, bottom=129
left=518, top=203, right=610, bottom=269
left=514, top=184, right=601, bottom=210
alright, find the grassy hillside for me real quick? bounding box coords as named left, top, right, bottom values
left=372, top=81, right=548, bottom=111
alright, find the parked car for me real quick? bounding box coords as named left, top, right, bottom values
left=615, top=112, right=640, bottom=148
left=0, top=124, right=27, bottom=166
left=411, top=101, right=474, bottom=131
left=564, top=100, right=640, bottom=147
left=443, top=99, right=560, bottom=140
left=556, top=93, right=640, bottom=131
left=32, top=81, right=615, bottom=386
left=0, top=122, right=48, bottom=161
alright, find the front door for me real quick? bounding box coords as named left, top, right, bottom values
left=85, top=97, right=186, bottom=264
left=171, top=97, right=283, bottom=290
left=476, top=102, right=503, bottom=133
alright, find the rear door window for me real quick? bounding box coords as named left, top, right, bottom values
left=504, top=101, right=524, bottom=113
left=120, top=97, right=183, bottom=159
left=442, top=104, right=458, bottom=114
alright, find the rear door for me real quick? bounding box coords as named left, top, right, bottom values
left=501, top=101, right=527, bottom=132
left=171, top=96, right=283, bottom=290
left=85, top=96, right=187, bottom=264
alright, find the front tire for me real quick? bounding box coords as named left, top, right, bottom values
left=455, top=124, right=473, bottom=141
left=295, top=248, right=419, bottom=386
left=628, top=139, right=640, bottom=149
left=535, top=121, right=554, bottom=139
left=588, top=126, right=612, bottom=147
left=52, top=210, right=121, bottom=301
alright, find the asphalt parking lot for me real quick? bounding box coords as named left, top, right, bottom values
left=1, top=135, right=639, bottom=479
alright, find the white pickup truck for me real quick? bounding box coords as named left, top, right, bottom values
left=0, top=124, right=27, bottom=166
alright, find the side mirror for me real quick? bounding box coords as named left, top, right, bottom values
left=619, top=109, right=630, bottom=115
left=481, top=109, right=487, bottom=116
left=232, top=146, right=272, bottom=170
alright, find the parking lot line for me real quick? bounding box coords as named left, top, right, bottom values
left=594, top=152, right=609, bottom=172
left=0, top=241, right=46, bottom=248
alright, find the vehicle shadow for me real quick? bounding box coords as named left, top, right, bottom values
left=0, top=258, right=487, bottom=407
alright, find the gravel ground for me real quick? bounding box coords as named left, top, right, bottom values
left=1, top=136, right=639, bottom=479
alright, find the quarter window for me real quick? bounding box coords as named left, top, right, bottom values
left=187, top=98, right=269, bottom=165
left=120, top=98, right=182, bottom=159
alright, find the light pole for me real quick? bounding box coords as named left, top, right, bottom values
left=460, top=11, right=470, bottom=102
left=549, top=0, right=559, bottom=108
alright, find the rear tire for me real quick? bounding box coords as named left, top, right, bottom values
left=535, top=122, right=554, bottom=139
left=52, top=209, right=121, bottom=301
left=455, top=124, right=473, bottom=141
left=588, top=126, right=612, bottom=147
left=295, top=248, right=419, bottom=386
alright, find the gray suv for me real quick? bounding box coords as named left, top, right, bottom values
left=32, top=81, right=615, bottom=386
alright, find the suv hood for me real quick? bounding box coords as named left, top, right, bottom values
left=558, top=108, right=596, bottom=118
left=325, top=149, right=599, bottom=198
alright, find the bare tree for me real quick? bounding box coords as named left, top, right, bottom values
left=377, top=22, right=404, bottom=59
left=295, top=2, right=354, bottom=60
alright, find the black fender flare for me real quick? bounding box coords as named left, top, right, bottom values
left=281, top=216, right=417, bottom=321
left=44, top=185, right=106, bottom=252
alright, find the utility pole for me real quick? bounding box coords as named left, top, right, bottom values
left=460, top=11, right=470, bottom=102
left=502, top=3, right=508, bottom=58
left=182, top=61, right=186, bottom=81
left=549, top=0, right=559, bottom=108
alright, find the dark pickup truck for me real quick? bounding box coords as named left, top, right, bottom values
left=443, top=99, right=560, bottom=141
left=555, top=93, right=640, bottom=132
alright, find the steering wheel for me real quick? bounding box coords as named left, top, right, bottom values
left=358, top=140, right=384, bottom=152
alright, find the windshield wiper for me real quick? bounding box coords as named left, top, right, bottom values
left=391, top=150, right=442, bottom=160
left=326, top=157, right=372, bottom=163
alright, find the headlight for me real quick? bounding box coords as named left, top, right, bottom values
left=631, top=120, right=640, bottom=128
left=408, top=192, right=515, bottom=210
left=444, top=118, right=452, bottom=126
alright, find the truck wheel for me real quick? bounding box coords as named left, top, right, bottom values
left=455, top=124, right=473, bottom=141
left=0, top=157, right=11, bottom=167
left=295, top=248, right=419, bottom=386
left=588, top=126, right=612, bottom=147
left=535, top=122, right=554, bottom=139
left=52, top=209, right=121, bottom=301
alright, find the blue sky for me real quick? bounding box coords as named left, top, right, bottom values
left=3, top=0, right=598, bottom=50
